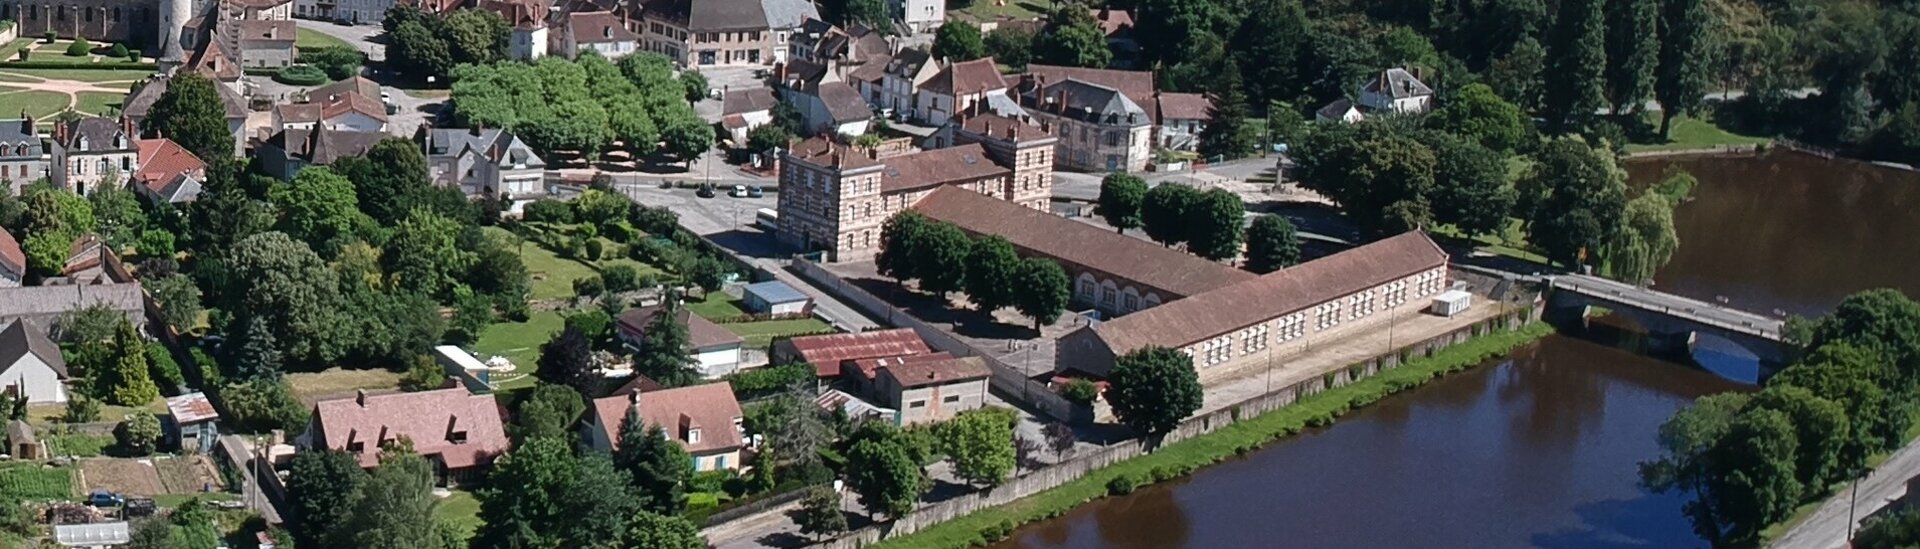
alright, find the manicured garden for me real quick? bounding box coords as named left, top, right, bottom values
left=74, top=91, right=121, bottom=116
left=0, top=89, right=73, bottom=120
left=295, top=28, right=353, bottom=50
left=471, top=310, right=567, bottom=386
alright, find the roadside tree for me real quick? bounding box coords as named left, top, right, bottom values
left=1107, top=346, right=1203, bottom=436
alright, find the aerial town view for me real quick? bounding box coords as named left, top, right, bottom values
left=0, top=0, right=1915, bottom=547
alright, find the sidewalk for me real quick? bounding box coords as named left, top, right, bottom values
left=1769, top=437, right=1920, bottom=549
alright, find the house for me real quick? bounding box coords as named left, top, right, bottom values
left=257, top=126, right=388, bottom=180
left=0, top=117, right=47, bottom=193
left=50, top=117, right=138, bottom=196
left=771, top=328, right=931, bottom=378
left=164, top=392, right=220, bottom=454
left=63, top=234, right=112, bottom=282
left=132, top=138, right=207, bottom=204
left=640, top=0, right=774, bottom=66
left=784, top=80, right=872, bottom=138
left=478, top=0, right=550, bottom=60
left=1154, top=92, right=1210, bottom=151
left=914, top=57, right=1009, bottom=126
left=742, top=280, right=811, bottom=315
left=297, top=0, right=394, bottom=24
left=564, top=11, right=641, bottom=59
left=1315, top=98, right=1365, bottom=124
left=420, top=127, right=546, bottom=198
left=300, top=388, right=511, bottom=482
left=235, top=20, right=297, bottom=68
left=6, top=420, right=39, bottom=460
left=1055, top=231, right=1450, bottom=381
left=616, top=304, right=745, bottom=378
left=0, top=320, right=68, bottom=404
left=890, top=0, right=943, bottom=34
left=0, top=228, right=23, bottom=288
left=721, top=87, right=779, bottom=145
left=1356, top=67, right=1434, bottom=115
left=122, top=74, right=249, bottom=158
left=432, top=345, right=491, bottom=393
left=0, top=246, right=145, bottom=332
left=874, top=48, right=936, bottom=118
left=272, top=92, right=389, bottom=133
left=583, top=381, right=745, bottom=471
left=1016, top=76, right=1152, bottom=172
left=869, top=354, right=989, bottom=425
left=53, top=521, right=130, bottom=548
left=1090, top=9, right=1138, bottom=65
left=759, top=0, right=818, bottom=65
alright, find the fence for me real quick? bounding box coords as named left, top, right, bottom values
left=813, top=310, right=1538, bottom=548
left=701, top=483, right=817, bottom=527
left=788, top=259, right=1090, bottom=424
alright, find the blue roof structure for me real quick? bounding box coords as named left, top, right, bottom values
left=744, top=280, right=809, bottom=304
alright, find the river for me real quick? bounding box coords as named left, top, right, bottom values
left=992, top=151, right=1920, bottom=549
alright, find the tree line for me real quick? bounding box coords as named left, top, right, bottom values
left=449, top=52, right=712, bottom=164
left=877, top=211, right=1071, bottom=329
left=1096, top=173, right=1302, bottom=274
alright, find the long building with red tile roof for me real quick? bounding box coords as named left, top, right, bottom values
left=773, top=327, right=932, bottom=377
left=300, top=388, right=511, bottom=481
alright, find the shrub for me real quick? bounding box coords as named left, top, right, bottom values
left=690, top=470, right=735, bottom=493
left=146, top=343, right=184, bottom=394
left=273, top=64, right=328, bottom=86
left=1106, top=473, right=1142, bottom=495
left=572, top=276, right=605, bottom=299
left=108, top=43, right=128, bottom=58
left=126, top=49, right=140, bottom=63
left=601, top=264, right=640, bottom=293
left=64, top=394, right=102, bottom=423
left=979, top=520, right=1017, bottom=542
left=583, top=238, right=604, bottom=260
left=523, top=199, right=574, bottom=224
left=64, top=38, right=90, bottom=57
left=115, top=411, right=162, bottom=455
left=724, top=363, right=815, bottom=400
left=1059, top=378, right=1098, bottom=404
left=43, top=32, right=54, bottom=43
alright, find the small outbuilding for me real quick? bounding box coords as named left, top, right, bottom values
left=54, top=521, right=130, bottom=548
left=164, top=392, right=221, bottom=454
left=742, top=280, right=813, bottom=316
left=1430, top=290, right=1473, bottom=317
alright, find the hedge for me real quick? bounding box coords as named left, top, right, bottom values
left=63, top=39, right=89, bottom=57
left=0, top=61, right=158, bottom=70
left=273, top=64, right=328, bottom=86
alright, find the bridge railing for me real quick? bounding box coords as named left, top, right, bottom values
left=1547, top=276, right=1784, bottom=340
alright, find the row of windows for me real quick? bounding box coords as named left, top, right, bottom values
left=15, top=5, right=148, bottom=24
left=1184, top=273, right=1448, bottom=369
left=72, top=156, right=131, bottom=176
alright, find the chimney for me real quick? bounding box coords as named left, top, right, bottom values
left=20, top=111, right=31, bottom=135
left=1409, top=66, right=1423, bottom=81
left=470, top=125, right=482, bottom=137
left=1004, top=123, right=1015, bottom=140
left=1377, top=70, right=1388, bottom=93
left=629, top=389, right=642, bottom=404
left=356, top=389, right=369, bottom=407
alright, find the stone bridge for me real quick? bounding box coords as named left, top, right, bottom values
left=1545, top=274, right=1791, bottom=365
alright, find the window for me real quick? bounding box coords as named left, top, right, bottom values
left=943, top=394, right=960, bottom=404
left=909, top=400, right=927, bottom=408
left=449, top=431, right=468, bottom=444
left=347, top=441, right=364, bottom=452
left=687, top=428, right=702, bottom=444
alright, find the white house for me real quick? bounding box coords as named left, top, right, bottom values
left=720, top=88, right=779, bottom=145
left=891, top=0, right=944, bottom=34
left=1315, top=98, right=1365, bottom=124
left=742, top=280, right=811, bottom=315
left=564, top=11, right=641, bottom=60
left=1356, top=67, right=1434, bottom=115
left=0, top=320, right=69, bottom=404
left=616, top=304, right=745, bottom=379
left=478, top=0, right=549, bottom=61
left=420, top=127, right=546, bottom=199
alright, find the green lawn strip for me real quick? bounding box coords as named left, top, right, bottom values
left=434, top=489, right=484, bottom=543
left=295, top=28, right=354, bottom=50
left=0, top=68, right=153, bottom=82
left=152, top=492, right=237, bottom=508
left=516, top=240, right=602, bottom=301
left=75, top=91, right=121, bottom=116
left=724, top=318, right=835, bottom=349
left=868, top=322, right=1555, bottom=549
left=0, top=89, right=71, bottom=120
left=0, top=38, right=33, bottom=61
left=1623, top=115, right=1770, bottom=153
left=953, top=0, right=1048, bottom=22
left=471, top=310, right=567, bottom=375
left=45, top=432, right=113, bottom=457
left=688, top=292, right=748, bottom=320
left=0, top=464, right=74, bottom=500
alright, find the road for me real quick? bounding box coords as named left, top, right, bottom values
left=1771, top=440, right=1920, bottom=549
left=1549, top=274, right=1786, bottom=340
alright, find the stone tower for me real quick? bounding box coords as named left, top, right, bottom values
left=155, top=0, right=195, bottom=72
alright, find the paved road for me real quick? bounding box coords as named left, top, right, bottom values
left=1550, top=274, right=1785, bottom=340
left=1771, top=441, right=1920, bottom=549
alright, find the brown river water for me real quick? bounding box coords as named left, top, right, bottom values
left=992, top=151, right=1920, bottom=549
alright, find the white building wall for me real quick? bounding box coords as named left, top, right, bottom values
left=696, top=346, right=742, bottom=378
left=0, top=356, right=66, bottom=403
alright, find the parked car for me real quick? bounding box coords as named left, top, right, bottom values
left=729, top=184, right=748, bottom=198
left=122, top=498, right=156, bottom=518
left=746, top=185, right=765, bottom=198
left=696, top=184, right=716, bottom=198
left=86, top=490, right=122, bottom=507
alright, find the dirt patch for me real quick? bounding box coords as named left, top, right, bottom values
left=155, top=455, right=221, bottom=494
left=78, top=455, right=221, bottom=497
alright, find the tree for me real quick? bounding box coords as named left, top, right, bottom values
left=1033, top=7, right=1113, bottom=68
left=1097, top=173, right=1147, bottom=233
left=624, top=511, right=705, bottom=548
left=223, top=231, right=347, bottom=367
left=1639, top=392, right=1751, bottom=546
left=444, top=8, right=510, bottom=66
left=1858, top=509, right=1920, bottom=549
left=1602, top=0, right=1659, bottom=114
left=136, top=229, right=175, bottom=259
left=1044, top=421, right=1076, bottom=461
left=509, top=382, right=585, bottom=444
left=984, top=27, right=1035, bottom=70
left=335, top=450, right=444, bottom=548
left=115, top=410, right=161, bottom=454
left=1418, top=131, right=1514, bottom=238
left=21, top=231, right=69, bottom=278
left=1608, top=191, right=1679, bottom=285
left=843, top=0, right=888, bottom=29
left=911, top=222, right=972, bottom=296
left=1654, top=0, right=1715, bottom=137
left=1012, top=257, right=1071, bottom=329
left=273, top=167, right=362, bottom=253
left=53, top=304, right=122, bottom=345
left=1186, top=188, right=1245, bottom=262
left=963, top=236, right=1021, bottom=313
left=1428, top=83, right=1528, bottom=152
left=1293, top=123, right=1438, bottom=237
left=877, top=211, right=929, bottom=282
left=22, top=184, right=94, bottom=236
left=1542, top=0, right=1608, bottom=131
left=1233, top=0, right=1309, bottom=107
left=476, top=437, right=638, bottom=548
left=287, top=449, right=367, bottom=549
left=1703, top=407, right=1803, bottom=545
left=1516, top=139, right=1627, bottom=269
left=399, top=356, right=447, bottom=392
left=845, top=435, right=926, bottom=519
left=536, top=325, right=598, bottom=395
left=609, top=101, right=660, bottom=150
left=615, top=409, right=693, bottom=514
left=333, top=138, right=437, bottom=225
left=939, top=409, right=1016, bottom=486
left=1243, top=215, right=1301, bottom=274
left=633, top=299, right=700, bottom=388
left=101, top=321, right=159, bottom=406
left=658, top=110, right=713, bottom=164
left=142, top=72, right=230, bottom=160
left=1198, top=67, right=1256, bottom=160
left=1749, top=385, right=1851, bottom=490
left=746, top=122, right=792, bottom=153
left=220, top=376, right=310, bottom=433
left=933, top=23, right=986, bottom=61
left=383, top=209, right=472, bottom=299
left=521, top=99, right=611, bottom=158
left=65, top=394, right=102, bottom=423
left=1107, top=346, right=1203, bottom=436
left=88, top=183, right=143, bottom=246
left=1141, top=183, right=1198, bottom=246
left=388, top=20, right=452, bottom=85
left=795, top=486, right=848, bottom=540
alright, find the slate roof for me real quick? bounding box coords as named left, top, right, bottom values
left=265, top=127, right=387, bottom=165
left=0, top=118, right=39, bottom=159
left=722, top=88, right=778, bottom=115
left=1316, top=98, right=1362, bottom=121
left=423, top=128, right=545, bottom=169
left=1020, top=65, right=1156, bottom=112
left=0, top=282, right=145, bottom=323
left=1361, top=68, right=1434, bottom=99
left=951, top=112, right=1047, bottom=141
left=877, top=355, right=990, bottom=388
left=760, top=0, right=818, bottom=29
left=1156, top=92, right=1211, bottom=121
left=55, top=117, right=128, bottom=151
left=913, top=186, right=1254, bottom=298
left=922, top=58, right=1007, bottom=96
left=1087, top=231, right=1449, bottom=356
left=1023, top=78, right=1149, bottom=125
left=649, top=0, right=770, bottom=31
left=617, top=304, right=743, bottom=350
left=885, top=49, right=933, bottom=80
left=590, top=381, right=744, bottom=454
left=779, top=328, right=931, bottom=377
left=817, top=81, right=872, bottom=123
left=0, top=320, right=66, bottom=378
left=165, top=392, right=219, bottom=424
left=875, top=143, right=1008, bottom=193
left=236, top=20, right=296, bottom=49
left=124, top=75, right=249, bottom=120
left=0, top=228, right=22, bottom=277
left=311, top=387, right=511, bottom=469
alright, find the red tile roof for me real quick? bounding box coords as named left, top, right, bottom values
left=1088, top=231, right=1449, bottom=355
left=320, top=92, right=389, bottom=123
left=617, top=304, right=744, bottom=350
left=877, top=355, right=991, bottom=388
left=311, top=388, right=511, bottom=469
left=876, top=143, right=1009, bottom=193
left=781, top=328, right=932, bottom=377
left=1157, top=92, right=1212, bottom=121
left=590, top=381, right=744, bottom=455
left=0, top=227, right=22, bottom=277
left=913, top=186, right=1254, bottom=298
left=569, top=11, right=641, bottom=44
left=846, top=351, right=954, bottom=381
left=1089, top=9, right=1134, bottom=37
left=133, top=138, right=205, bottom=194
left=922, top=58, right=1008, bottom=96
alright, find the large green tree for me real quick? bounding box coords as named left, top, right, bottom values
left=938, top=408, right=1016, bottom=486
left=273, top=167, right=362, bottom=254
left=382, top=209, right=472, bottom=299
left=1607, top=191, right=1679, bottom=285
left=142, top=72, right=231, bottom=161
left=1703, top=408, right=1803, bottom=546
left=614, top=408, right=694, bottom=514
left=1417, top=131, right=1514, bottom=238
left=388, top=19, right=453, bottom=85
left=1107, top=346, right=1204, bottom=436
left=536, top=325, right=598, bottom=395
left=476, top=437, right=639, bottom=548
left=844, top=433, right=927, bottom=520
left=223, top=232, right=347, bottom=368
left=444, top=8, right=510, bottom=67
left=1186, top=188, right=1245, bottom=262
left=1542, top=0, right=1608, bottom=132
left=911, top=222, right=972, bottom=296
left=1141, top=183, right=1198, bottom=246
left=624, top=511, right=705, bottom=548
left=1602, top=0, right=1660, bottom=114
left=332, top=138, right=435, bottom=225
left=1243, top=214, right=1301, bottom=274
left=963, top=236, right=1021, bottom=313
left=1232, top=0, right=1309, bottom=107
left=287, top=449, right=368, bottom=548
left=1096, top=173, right=1147, bottom=233
left=335, top=450, right=446, bottom=548
left=933, top=23, right=986, bottom=61
left=796, top=486, right=849, bottom=540
left=1012, top=257, right=1071, bottom=329
left=877, top=211, right=928, bottom=282
left=1516, top=139, right=1627, bottom=269
left=1197, top=67, right=1257, bottom=160
left=633, top=299, right=700, bottom=388
left=1293, top=123, right=1438, bottom=237
left=1032, top=6, right=1113, bottom=68
left=1654, top=0, right=1716, bottom=137
left=1640, top=392, right=1752, bottom=547
left=100, top=321, right=159, bottom=406
left=1427, top=83, right=1528, bottom=152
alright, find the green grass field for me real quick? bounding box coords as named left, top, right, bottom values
left=286, top=368, right=403, bottom=403
left=516, top=239, right=602, bottom=301
left=472, top=310, right=567, bottom=377
left=0, top=464, right=74, bottom=500
left=687, top=292, right=748, bottom=320
left=296, top=28, right=353, bottom=50
left=725, top=318, right=835, bottom=349
left=1624, top=115, right=1771, bottom=153
left=953, top=0, right=1050, bottom=21
left=75, top=91, right=121, bottom=116
left=0, top=68, right=150, bottom=83
left=0, top=88, right=70, bottom=120
left=434, top=490, right=484, bottom=544
left=45, top=432, right=113, bottom=457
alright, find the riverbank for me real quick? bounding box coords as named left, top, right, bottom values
left=861, top=321, right=1555, bottom=549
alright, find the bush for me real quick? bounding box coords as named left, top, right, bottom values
left=64, top=38, right=90, bottom=57
left=43, top=32, right=54, bottom=44
left=296, top=46, right=364, bottom=80
left=1059, top=378, right=1099, bottom=404
left=583, top=238, right=604, bottom=260
left=979, top=520, right=1017, bottom=543
left=126, top=49, right=140, bottom=63
left=273, top=64, right=328, bottom=86
left=523, top=199, right=575, bottom=224
left=108, top=43, right=128, bottom=58
left=689, top=470, right=735, bottom=493
left=601, top=264, right=640, bottom=293
left=572, top=276, right=605, bottom=299
left=724, top=363, right=815, bottom=400
left=115, top=411, right=162, bottom=455
left=1106, top=473, right=1142, bottom=495
left=64, top=394, right=102, bottom=423
left=146, top=343, right=184, bottom=394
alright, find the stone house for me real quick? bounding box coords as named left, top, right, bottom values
left=640, top=0, right=772, bottom=66
left=50, top=116, right=137, bottom=196
left=0, top=118, right=47, bottom=193
left=131, top=138, right=206, bottom=204
left=563, top=10, right=640, bottom=59
left=419, top=126, right=545, bottom=198
left=1154, top=92, right=1210, bottom=151
left=1356, top=67, right=1434, bottom=115
left=256, top=126, right=386, bottom=180
left=851, top=354, right=988, bottom=425
left=914, top=57, right=1008, bottom=127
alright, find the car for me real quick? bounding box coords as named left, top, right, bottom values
left=696, top=184, right=716, bottom=198
left=746, top=185, right=764, bottom=198
left=86, top=490, right=122, bottom=507
left=729, top=184, right=747, bottom=198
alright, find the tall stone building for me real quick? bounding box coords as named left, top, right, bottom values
left=1, top=0, right=207, bottom=51
left=775, top=113, right=1056, bottom=262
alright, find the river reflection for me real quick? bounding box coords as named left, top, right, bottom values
left=994, top=337, right=1743, bottom=549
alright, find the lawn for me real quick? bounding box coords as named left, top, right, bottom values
left=45, top=431, right=113, bottom=457
left=953, top=0, right=1050, bottom=21
left=471, top=310, right=567, bottom=380
left=0, top=38, right=33, bottom=62
left=0, top=68, right=152, bottom=83
left=26, top=401, right=169, bottom=428
left=295, top=28, right=353, bottom=50
left=152, top=492, right=237, bottom=509
left=0, top=89, right=70, bottom=120
left=494, top=226, right=672, bottom=301
left=434, top=489, right=484, bottom=544
left=687, top=292, right=748, bottom=320
left=75, top=91, right=121, bottom=116
left=1623, top=115, right=1771, bottom=153
left=0, top=463, right=74, bottom=500
left=286, top=368, right=403, bottom=404
left=1428, top=219, right=1551, bottom=266
left=724, top=318, right=835, bottom=349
